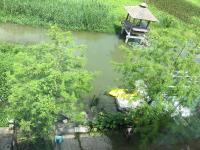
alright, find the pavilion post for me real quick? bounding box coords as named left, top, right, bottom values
left=146, top=21, right=151, bottom=29
left=139, top=19, right=142, bottom=26
left=126, top=14, right=129, bottom=20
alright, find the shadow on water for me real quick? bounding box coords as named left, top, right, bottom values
left=113, top=24, right=121, bottom=35
left=113, top=24, right=127, bottom=42
left=150, top=0, right=200, bottom=22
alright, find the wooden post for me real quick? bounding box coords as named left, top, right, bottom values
left=146, top=21, right=151, bottom=29
left=125, top=37, right=129, bottom=43
left=139, top=19, right=142, bottom=26
left=126, top=14, right=129, bottom=20
left=121, top=27, right=124, bottom=34
left=125, top=32, right=130, bottom=43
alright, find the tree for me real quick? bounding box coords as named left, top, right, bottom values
left=89, top=21, right=200, bottom=148
left=8, top=26, right=93, bottom=138
left=0, top=43, right=23, bottom=126
left=114, top=24, right=200, bottom=147
left=116, top=26, right=200, bottom=105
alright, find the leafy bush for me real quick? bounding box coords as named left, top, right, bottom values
left=90, top=102, right=172, bottom=149
left=0, top=107, right=8, bottom=127
left=158, top=15, right=178, bottom=28
left=0, top=26, right=93, bottom=139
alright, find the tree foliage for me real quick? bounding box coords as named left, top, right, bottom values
left=90, top=22, right=200, bottom=147
left=0, top=43, right=23, bottom=126
left=112, top=24, right=200, bottom=147
left=116, top=26, right=200, bottom=105
left=7, top=26, right=92, bottom=138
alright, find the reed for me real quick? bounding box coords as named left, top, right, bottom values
left=0, top=0, right=114, bottom=32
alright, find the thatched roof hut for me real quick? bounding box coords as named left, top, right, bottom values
left=121, top=3, right=158, bottom=43
left=125, top=3, right=158, bottom=22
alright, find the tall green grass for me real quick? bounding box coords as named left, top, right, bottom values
left=0, top=0, right=114, bottom=32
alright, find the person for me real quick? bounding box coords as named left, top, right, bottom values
left=54, top=133, right=63, bottom=150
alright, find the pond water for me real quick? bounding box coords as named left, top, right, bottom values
left=0, top=23, right=49, bottom=43
left=74, top=32, right=124, bottom=97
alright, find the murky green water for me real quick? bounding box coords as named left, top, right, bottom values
left=0, top=23, right=48, bottom=43
left=74, top=32, right=124, bottom=96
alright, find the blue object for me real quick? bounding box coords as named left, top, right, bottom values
left=55, top=135, right=63, bottom=144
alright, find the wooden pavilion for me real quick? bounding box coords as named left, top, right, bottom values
left=121, top=3, right=158, bottom=43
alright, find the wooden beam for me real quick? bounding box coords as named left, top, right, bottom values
left=126, top=14, right=129, bottom=20
left=146, top=21, right=151, bottom=29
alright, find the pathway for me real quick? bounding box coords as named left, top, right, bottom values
left=0, top=128, right=13, bottom=150
left=55, top=123, right=112, bottom=150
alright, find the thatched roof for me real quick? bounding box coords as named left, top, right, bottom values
left=125, top=3, right=158, bottom=22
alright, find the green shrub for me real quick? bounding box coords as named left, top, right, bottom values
left=0, top=104, right=8, bottom=127
left=158, top=15, right=178, bottom=28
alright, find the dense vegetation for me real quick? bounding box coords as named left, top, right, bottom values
left=90, top=23, right=200, bottom=148
left=0, top=27, right=93, bottom=148
left=0, top=0, right=199, bottom=32
left=0, top=0, right=199, bottom=149
left=0, top=0, right=114, bottom=32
